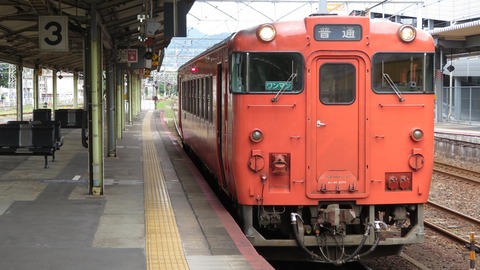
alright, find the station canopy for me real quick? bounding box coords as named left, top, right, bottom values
left=0, top=0, right=192, bottom=73
left=430, top=19, right=480, bottom=55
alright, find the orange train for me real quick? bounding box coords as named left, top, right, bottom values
left=175, top=14, right=435, bottom=264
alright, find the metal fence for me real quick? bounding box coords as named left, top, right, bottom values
left=440, top=86, right=480, bottom=124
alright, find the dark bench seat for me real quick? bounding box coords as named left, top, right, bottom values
left=0, top=122, right=62, bottom=168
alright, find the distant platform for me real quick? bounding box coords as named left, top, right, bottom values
left=434, top=122, right=480, bottom=137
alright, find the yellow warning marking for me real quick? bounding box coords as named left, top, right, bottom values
left=143, top=111, right=189, bottom=270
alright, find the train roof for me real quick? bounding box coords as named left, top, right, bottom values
left=178, top=34, right=234, bottom=71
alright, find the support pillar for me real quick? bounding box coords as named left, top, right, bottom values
left=133, top=75, right=139, bottom=116
left=121, top=72, right=126, bottom=131
left=53, top=69, right=57, bottom=111
left=16, top=64, right=23, bottom=121
left=137, top=75, right=142, bottom=114
left=106, top=59, right=116, bottom=157
left=454, top=77, right=462, bottom=121
left=127, top=72, right=133, bottom=124
left=88, top=4, right=104, bottom=196
left=116, top=68, right=124, bottom=139
left=434, top=49, right=444, bottom=123
left=33, top=66, right=39, bottom=109
left=74, top=72, right=79, bottom=108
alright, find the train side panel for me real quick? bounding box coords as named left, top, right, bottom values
left=178, top=46, right=229, bottom=191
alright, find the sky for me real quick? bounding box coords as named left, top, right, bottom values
left=185, top=1, right=342, bottom=35
left=184, top=0, right=480, bottom=36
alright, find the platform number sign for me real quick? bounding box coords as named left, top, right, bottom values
left=39, top=16, right=69, bottom=51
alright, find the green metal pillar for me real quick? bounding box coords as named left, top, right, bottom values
left=132, top=74, right=137, bottom=117
left=52, top=69, right=57, bottom=111
left=131, top=75, right=135, bottom=116
left=121, top=72, right=126, bottom=131
left=136, top=75, right=141, bottom=114
left=116, top=68, right=124, bottom=139
left=127, top=72, right=133, bottom=124
left=106, top=59, right=116, bottom=157
left=132, top=75, right=138, bottom=116
left=89, top=5, right=104, bottom=196
left=73, top=72, right=79, bottom=108
left=16, top=64, right=23, bottom=121
left=33, top=66, right=39, bottom=109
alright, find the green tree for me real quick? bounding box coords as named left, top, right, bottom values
left=0, top=63, right=10, bottom=88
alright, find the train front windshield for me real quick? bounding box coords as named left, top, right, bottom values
left=231, top=52, right=304, bottom=93
left=372, top=53, right=434, bottom=94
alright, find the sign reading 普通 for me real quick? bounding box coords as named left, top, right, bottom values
left=314, top=25, right=362, bottom=41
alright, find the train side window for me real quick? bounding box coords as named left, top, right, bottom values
left=186, top=81, right=191, bottom=113
left=203, top=76, right=212, bottom=122
left=200, top=78, right=205, bottom=119
left=319, top=63, right=356, bottom=104
left=181, top=81, right=186, bottom=111
left=372, top=53, right=434, bottom=94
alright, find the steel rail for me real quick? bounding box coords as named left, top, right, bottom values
left=425, top=201, right=480, bottom=251
left=433, top=161, right=480, bottom=185
left=427, top=201, right=480, bottom=227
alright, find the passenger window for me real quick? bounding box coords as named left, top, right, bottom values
left=320, top=63, right=356, bottom=104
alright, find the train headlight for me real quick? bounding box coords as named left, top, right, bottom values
left=410, top=128, right=424, bottom=141
left=256, top=24, right=276, bottom=42
left=398, top=25, right=416, bottom=43
left=250, top=129, right=264, bottom=142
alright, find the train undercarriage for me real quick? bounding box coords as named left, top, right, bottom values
left=241, top=203, right=425, bottom=264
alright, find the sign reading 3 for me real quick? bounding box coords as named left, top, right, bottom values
left=39, top=16, right=69, bottom=51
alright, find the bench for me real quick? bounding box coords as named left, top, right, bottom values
left=0, top=122, right=63, bottom=168
left=33, top=109, right=52, bottom=121
left=54, top=109, right=84, bottom=128
left=7, top=121, right=64, bottom=150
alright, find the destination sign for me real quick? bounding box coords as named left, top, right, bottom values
left=314, top=24, right=362, bottom=41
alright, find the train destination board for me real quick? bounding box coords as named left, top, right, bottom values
left=314, top=24, right=362, bottom=41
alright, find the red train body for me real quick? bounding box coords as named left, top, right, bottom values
left=176, top=14, right=435, bottom=264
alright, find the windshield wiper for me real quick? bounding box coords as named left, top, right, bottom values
left=382, top=73, right=405, bottom=102
left=271, top=73, right=297, bottom=102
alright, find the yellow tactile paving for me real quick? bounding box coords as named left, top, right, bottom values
left=143, top=111, right=189, bottom=270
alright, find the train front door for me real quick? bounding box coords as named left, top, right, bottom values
left=308, top=57, right=366, bottom=198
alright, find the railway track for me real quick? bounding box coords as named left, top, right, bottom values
left=425, top=201, right=480, bottom=250
left=433, top=161, right=480, bottom=185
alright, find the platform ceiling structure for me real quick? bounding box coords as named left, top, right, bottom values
left=0, top=0, right=193, bottom=73
left=430, top=20, right=480, bottom=56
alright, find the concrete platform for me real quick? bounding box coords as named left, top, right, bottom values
left=435, top=121, right=480, bottom=136
left=0, top=111, right=272, bottom=270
